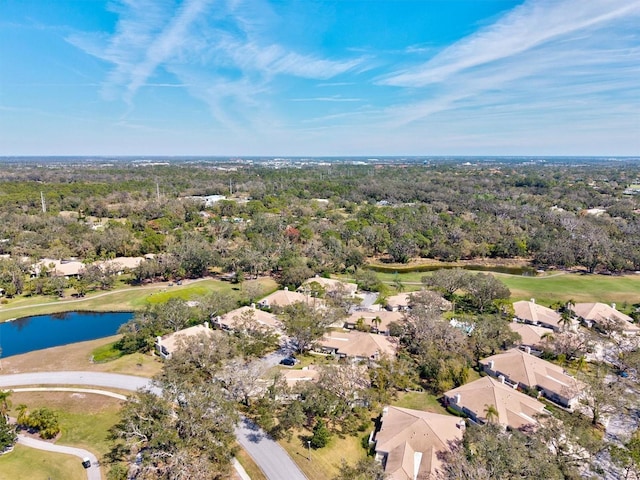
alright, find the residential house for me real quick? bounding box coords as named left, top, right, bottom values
left=385, top=291, right=452, bottom=312
left=257, top=288, right=317, bottom=310
left=155, top=322, right=215, bottom=360
left=32, top=258, right=84, bottom=278
left=513, top=300, right=573, bottom=331
left=94, top=256, right=146, bottom=274
left=573, top=302, right=640, bottom=335
left=281, top=366, right=321, bottom=388
left=480, top=348, right=584, bottom=409
left=300, top=276, right=358, bottom=297
left=344, top=310, right=404, bottom=335
left=214, top=305, right=281, bottom=333
left=317, top=330, right=397, bottom=361
left=508, top=322, right=552, bottom=350
left=444, top=376, right=547, bottom=429
left=374, top=406, right=464, bottom=480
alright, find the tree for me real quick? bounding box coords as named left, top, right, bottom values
left=333, top=457, right=386, bottom=480
left=279, top=301, right=334, bottom=353
left=22, top=407, right=60, bottom=439
left=468, top=314, right=520, bottom=363
left=0, top=389, right=12, bottom=421
left=579, top=363, right=629, bottom=426
left=610, top=427, right=640, bottom=480
left=483, top=404, right=498, bottom=424
left=465, top=273, right=510, bottom=312
left=310, top=419, right=331, bottom=449
left=422, top=268, right=471, bottom=298
left=439, top=423, right=569, bottom=479
left=0, top=416, right=16, bottom=451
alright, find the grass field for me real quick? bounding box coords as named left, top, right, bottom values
left=1, top=335, right=162, bottom=377
left=0, top=277, right=278, bottom=323
left=391, top=391, right=448, bottom=414
left=279, top=427, right=371, bottom=480
left=341, top=271, right=640, bottom=307
left=9, top=391, right=122, bottom=458
left=0, top=444, right=86, bottom=480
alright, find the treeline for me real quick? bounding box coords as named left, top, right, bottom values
left=0, top=161, right=638, bottom=283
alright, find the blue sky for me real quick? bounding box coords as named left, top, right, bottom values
left=1, top=0, right=638, bottom=156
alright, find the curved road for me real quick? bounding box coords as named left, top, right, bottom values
left=0, top=371, right=307, bottom=480
left=16, top=435, right=100, bottom=480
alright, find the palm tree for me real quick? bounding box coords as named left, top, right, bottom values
left=0, top=390, right=11, bottom=421
left=16, top=404, right=28, bottom=426
left=372, top=316, right=382, bottom=333
left=484, top=404, right=499, bottom=425
left=559, top=300, right=574, bottom=330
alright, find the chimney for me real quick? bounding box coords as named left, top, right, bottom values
left=204, top=321, right=209, bottom=329
left=531, top=298, right=535, bottom=304
left=488, top=360, right=495, bottom=370
left=524, top=346, right=531, bottom=354
left=611, top=303, right=616, bottom=310
left=251, top=303, right=256, bottom=309
left=454, top=393, right=461, bottom=404
left=498, top=375, right=506, bottom=384
left=457, top=420, right=466, bottom=430
left=284, top=286, right=289, bottom=291
left=156, top=336, right=162, bottom=344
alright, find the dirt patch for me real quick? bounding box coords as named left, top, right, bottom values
left=10, top=391, right=122, bottom=414
left=0, top=335, right=162, bottom=378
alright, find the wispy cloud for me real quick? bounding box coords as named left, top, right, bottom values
left=67, top=0, right=364, bottom=124
left=381, top=0, right=640, bottom=87
left=377, top=0, right=640, bottom=131
left=290, top=96, right=362, bottom=103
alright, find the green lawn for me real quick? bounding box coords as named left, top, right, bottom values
left=0, top=277, right=278, bottom=322
left=338, top=271, right=640, bottom=307
left=279, top=428, right=370, bottom=480
left=0, top=444, right=86, bottom=480
left=497, top=273, right=640, bottom=306
left=391, top=391, right=448, bottom=414
left=9, top=391, right=123, bottom=459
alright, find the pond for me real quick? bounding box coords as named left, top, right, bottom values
left=0, top=311, right=134, bottom=358
left=368, top=263, right=538, bottom=276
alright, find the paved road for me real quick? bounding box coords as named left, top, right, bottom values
left=0, top=371, right=307, bottom=480
left=235, top=417, right=306, bottom=480
left=17, top=435, right=101, bottom=480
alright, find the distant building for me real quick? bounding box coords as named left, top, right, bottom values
left=317, top=330, right=397, bottom=361
left=343, top=310, right=404, bottom=335
left=214, top=305, right=282, bottom=333
left=513, top=300, right=573, bottom=331
left=573, top=302, right=639, bottom=335
left=155, top=322, right=215, bottom=360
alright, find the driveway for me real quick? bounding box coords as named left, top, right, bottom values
left=16, top=435, right=101, bottom=480
left=0, top=371, right=307, bottom=480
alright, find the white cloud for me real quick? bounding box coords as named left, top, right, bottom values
left=381, top=0, right=640, bottom=87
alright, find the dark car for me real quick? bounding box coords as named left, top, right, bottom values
left=82, top=457, right=91, bottom=469
left=280, top=357, right=296, bottom=366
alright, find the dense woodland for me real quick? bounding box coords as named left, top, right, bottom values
left=1, top=158, right=639, bottom=479
left=0, top=159, right=639, bottom=298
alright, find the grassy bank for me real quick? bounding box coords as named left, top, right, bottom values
left=0, top=277, right=278, bottom=323
left=0, top=444, right=86, bottom=480
left=0, top=335, right=162, bottom=377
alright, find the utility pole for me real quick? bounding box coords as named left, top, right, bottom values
left=229, top=179, right=233, bottom=195
left=40, top=191, right=46, bottom=213
left=156, top=182, right=161, bottom=202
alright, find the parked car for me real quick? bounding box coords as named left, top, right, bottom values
left=280, top=357, right=297, bottom=366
